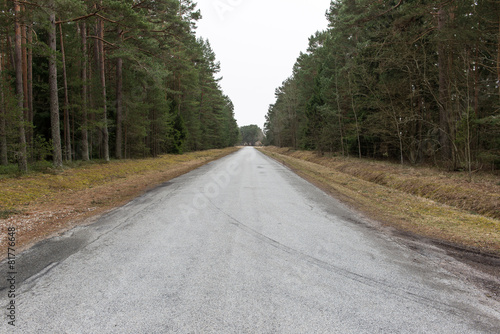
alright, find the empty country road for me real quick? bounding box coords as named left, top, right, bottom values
left=1, top=147, right=499, bottom=333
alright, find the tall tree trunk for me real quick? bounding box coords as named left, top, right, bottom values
left=48, top=8, right=63, bottom=168
left=14, top=1, right=27, bottom=172
left=6, top=36, right=15, bottom=71
left=93, top=24, right=101, bottom=158
left=20, top=7, right=30, bottom=160
left=437, top=7, right=451, bottom=165
left=21, top=9, right=28, bottom=120
left=497, top=13, right=500, bottom=99
left=115, top=31, right=123, bottom=159
left=0, top=0, right=7, bottom=166
left=59, top=23, right=71, bottom=162
left=97, top=18, right=109, bottom=162
left=80, top=22, right=89, bottom=161
left=27, top=23, right=33, bottom=152
left=348, top=73, right=362, bottom=159
left=0, top=51, right=7, bottom=166
left=90, top=24, right=98, bottom=159
left=334, top=61, right=345, bottom=157
left=474, top=45, right=480, bottom=118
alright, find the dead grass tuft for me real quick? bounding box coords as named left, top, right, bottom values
left=264, top=147, right=500, bottom=220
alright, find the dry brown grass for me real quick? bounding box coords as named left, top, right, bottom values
left=260, top=147, right=500, bottom=255
left=0, top=148, right=239, bottom=255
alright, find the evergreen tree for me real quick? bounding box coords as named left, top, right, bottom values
left=0, top=0, right=239, bottom=171
left=265, top=0, right=500, bottom=169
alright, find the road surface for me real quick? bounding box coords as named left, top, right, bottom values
left=1, top=147, right=499, bottom=333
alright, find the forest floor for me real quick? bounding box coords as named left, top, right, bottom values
left=0, top=147, right=239, bottom=256
left=259, top=146, right=500, bottom=258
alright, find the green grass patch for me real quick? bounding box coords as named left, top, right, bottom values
left=0, top=164, right=20, bottom=176
left=0, top=208, right=23, bottom=219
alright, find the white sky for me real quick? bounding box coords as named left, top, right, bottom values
left=195, top=0, right=332, bottom=129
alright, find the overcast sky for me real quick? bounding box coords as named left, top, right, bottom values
left=195, top=0, right=332, bottom=129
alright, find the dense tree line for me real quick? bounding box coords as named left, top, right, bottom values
left=265, top=0, right=500, bottom=171
left=0, top=0, right=239, bottom=171
left=239, top=125, right=263, bottom=146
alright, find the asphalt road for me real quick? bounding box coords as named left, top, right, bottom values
left=1, top=147, right=499, bottom=333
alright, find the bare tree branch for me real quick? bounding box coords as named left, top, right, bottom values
left=56, top=11, right=100, bottom=25
left=87, top=35, right=117, bottom=48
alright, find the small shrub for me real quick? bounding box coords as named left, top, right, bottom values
left=31, top=135, right=53, bottom=162
left=0, top=164, right=19, bottom=176
left=31, top=160, right=53, bottom=172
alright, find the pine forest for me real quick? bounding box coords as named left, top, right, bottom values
left=265, top=0, right=500, bottom=171
left=0, top=0, right=239, bottom=172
